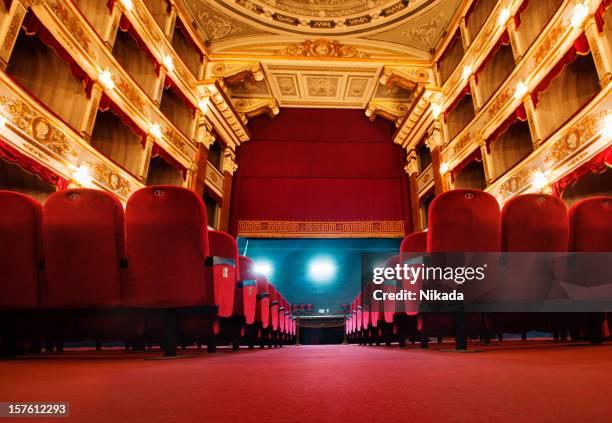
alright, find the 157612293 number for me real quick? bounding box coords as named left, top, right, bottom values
left=0, top=402, right=69, bottom=417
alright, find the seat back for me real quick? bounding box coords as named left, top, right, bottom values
left=383, top=255, right=400, bottom=324
left=569, top=197, right=612, bottom=252
left=43, top=189, right=126, bottom=308
left=269, top=283, right=279, bottom=331
left=208, top=231, right=238, bottom=318
left=279, top=296, right=286, bottom=333
left=0, top=191, right=42, bottom=309
left=255, top=274, right=270, bottom=328
left=502, top=194, right=568, bottom=252
left=399, top=232, right=427, bottom=315
left=126, top=186, right=210, bottom=308
left=237, top=255, right=257, bottom=324
left=501, top=194, right=568, bottom=303
left=428, top=189, right=500, bottom=252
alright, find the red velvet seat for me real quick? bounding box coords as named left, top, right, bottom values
left=0, top=191, right=42, bottom=356
left=424, top=189, right=501, bottom=349
left=487, top=194, right=568, bottom=334
left=208, top=231, right=238, bottom=318
left=567, top=197, right=612, bottom=341
left=255, top=274, right=270, bottom=328
left=269, top=283, right=280, bottom=332
left=44, top=189, right=127, bottom=309
left=396, top=232, right=427, bottom=347
left=0, top=191, right=42, bottom=310
left=43, top=189, right=135, bottom=344
left=236, top=256, right=257, bottom=325
left=125, top=186, right=215, bottom=355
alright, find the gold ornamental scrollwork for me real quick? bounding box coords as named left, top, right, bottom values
left=275, top=39, right=369, bottom=58
left=47, top=1, right=96, bottom=60
left=0, top=96, right=77, bottom=159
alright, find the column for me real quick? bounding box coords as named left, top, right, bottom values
left=460, top=16, right=471, bottom=49
left=218, top=149, right=238, bottom=232
left=138, top=135, right=155, bottom=183
left=523, top=95, right=545, bottom=149
left=506, top=19, right=524, bottom=62
left=102, top=2, right=122, bottom=49
left=425, top=125, right=446, bottom=194
left=585, top=17, right=612, bottom=85
left=404, top=150, right=422, bottom=232
left=0, top=0, right=26, bottom=69
left=468, top=74, right=482, bottom=113
left=79, top=82, right=104, bottom=141
left=479, top=141, right=494, bottom=186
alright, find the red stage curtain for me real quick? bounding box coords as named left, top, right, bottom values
left=474, top=30, right=511, bottom=83
left=451, top=148, right=483, bottom=181
left=229, top=109, right=410, bottom=230
left=444, top=83, right=472, bottom=121
left=151, top=144, right=187, bottom=179
left=98, top=93, right=147, bottom=142
left=484, top=104, right=528, bottom=152
left=164, top=76, right=196, bottom=113
left=22, top=12, right=93, bottom=97
left=173, top=19, right=204, bottom=63
left=0, top=138, right=69, bottom=190
left=531, top=33, right=591, bottom=107
left=595, top=0, right=612, bottom=32
left=552, top=146, right=612, bottom=196
left=118, top=14, right=161, bottom=75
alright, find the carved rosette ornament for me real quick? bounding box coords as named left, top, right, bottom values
left=274, top=39, right=369, bottom=58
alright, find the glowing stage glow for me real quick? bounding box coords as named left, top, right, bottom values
left=308, top=257, right=337, bottom=282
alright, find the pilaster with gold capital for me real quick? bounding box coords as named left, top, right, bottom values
left=219, top=149, right=238, bottom=231
left=405, top=149, right=422, bottom=231
left=425, top=126, right=446, bottom=194
left=468, top=74, right=482, bottom=112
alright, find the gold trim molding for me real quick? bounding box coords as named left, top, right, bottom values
left=237, top=220, right=405, bottom=238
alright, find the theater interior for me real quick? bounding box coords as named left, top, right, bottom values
left=0, top=0, right=611, bottom=421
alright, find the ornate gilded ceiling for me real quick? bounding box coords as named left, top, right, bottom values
left=184, top=0, right=458, bottom=114
left=183, top=0, right=460, bottom=57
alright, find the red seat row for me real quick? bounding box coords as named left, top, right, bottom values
left=346, top=190, right=612, bottom=349
left=0, top=186, right=295, bottom=357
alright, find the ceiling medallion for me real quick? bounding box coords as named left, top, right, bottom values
left=274, top=39, right=369, bottom=58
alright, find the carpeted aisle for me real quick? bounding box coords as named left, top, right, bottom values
left=1, top=343, right=612, bottom=422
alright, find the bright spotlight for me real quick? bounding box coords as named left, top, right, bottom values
left=308, top=257, right=336, bottom=282
left=254, top=261, right=273, bottom=277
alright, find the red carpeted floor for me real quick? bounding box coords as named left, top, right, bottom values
left=1, top=342, right=612, bottom=422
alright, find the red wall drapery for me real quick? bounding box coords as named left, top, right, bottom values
left=98, top=93, right=147, bottom=142
left=0, top=138, right=69, bottom=190
left=163, top=76, right=196, bottom=113
left=531, top=33, right=591, bottom=107
left=438, top=29, right=462, bottom=63
left=228, top=109, right=411, bottom=235
left=484, top=104, right=528, bottom=152
left=552, top=146, right=612, bottom=196
left=151, top=144, right=187, bottom=179
left=22, top=12, right=93, bottom=97
left=444, top=83, right=472, bottom=121
left=451, top=148, right=483, bottom=181
left=173, top=19, right=204, bottom=63
left=118, top=15, right=161, bottom=76
left=474, top=30, right=511, bottom=83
